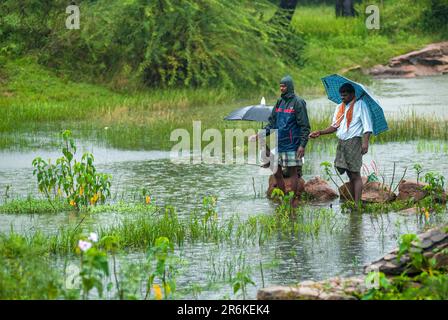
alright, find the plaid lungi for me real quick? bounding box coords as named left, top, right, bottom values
left=334, top=137, right=362, bottom=174
left=278, top=151, right=303, bottom=168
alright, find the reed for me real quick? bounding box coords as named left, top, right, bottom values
left=0, top=201, right=338, bottom=255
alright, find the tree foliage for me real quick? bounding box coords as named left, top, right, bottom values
left=0, top=0, right=305, bottom=90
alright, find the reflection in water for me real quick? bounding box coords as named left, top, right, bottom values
left=337, top=212, right=363, bottom=274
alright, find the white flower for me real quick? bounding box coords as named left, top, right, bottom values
left=78, top=240, right=92, bottom=252
left=88, top=232, right=98, bottom=243
left=104, top=127, right=109, bottom=130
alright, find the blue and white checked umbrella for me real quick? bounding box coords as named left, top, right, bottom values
left=321, top=74, right=388, bottom=135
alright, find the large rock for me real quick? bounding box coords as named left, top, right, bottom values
left=364, top=225, right=448, bottom=275
left=397, top=180, right=428, bottom=202
left=257, top=277, right=365, bottom=300
left=397, top=179, right=446, bottom=203
left=267, top=175, right=305, bottom=199
left=361, top=182, right=397, bottom=203
left=338, top=176, right=367, bottom=200
left=304, top=177, right=338, bottom=202
left=339, top=178, right=396, bottom=203
left=368, top=42, right=448, bottom=78
left=398, top=207, right=419, bottom=216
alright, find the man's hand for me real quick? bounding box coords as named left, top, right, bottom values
left=297, top=146, right=305, bottom=159
left=309, top=131, right=321, bottom=139
left=362, top=142, right=369, bottom=155
left=249, top=134, right=258, bottom=142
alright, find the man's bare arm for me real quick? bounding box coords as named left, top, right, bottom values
left=362, top=132, right=371, bottom=154
left=309, top=126, right=337, bottom=138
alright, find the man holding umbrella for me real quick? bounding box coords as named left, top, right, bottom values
left=250, top=75, right=311, bottom=206
left=309, top=82, right=373, bottom=208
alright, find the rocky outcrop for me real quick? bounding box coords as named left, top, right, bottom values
left=267, top=175, right=445, bottom=204
left=339, top=178, right=396, bottom=203
left=397, top=180, right=447, bottom=203
left=368, top=42, right=448, bottom=78
left=364, top=225, right=448, bottom=275
left=397, top=180, right=428, bottom=202
left=361, top=182, right=397, bottom=203
left=267, top=175, right=305, bottom=199
left=398, top=207, right=420, bottom=216
left=257, top=277, right=365, bottom=300
left=303, top=177, right=338, bottom=202
left=338, top=177, right=367, bottom=200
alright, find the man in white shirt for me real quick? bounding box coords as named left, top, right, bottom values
left=309, top=83, right=373, bottom=208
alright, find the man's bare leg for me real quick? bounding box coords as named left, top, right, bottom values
left=288, top=166, right=300, bottom=208
left=347, top=171, right=362, bottom=208
left=288, top=166, right=298, bottom=195
left=273, top=164, right=286, bottom=194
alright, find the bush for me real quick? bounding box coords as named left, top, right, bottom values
left=0, top=0, right=66, bottom=56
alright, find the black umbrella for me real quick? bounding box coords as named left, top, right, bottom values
left=224, top=98, right=273, bottom=122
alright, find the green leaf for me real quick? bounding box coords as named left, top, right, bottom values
left=233, top=282, right=241, bottom=294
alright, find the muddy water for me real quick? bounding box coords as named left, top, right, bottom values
left=1, top=76, right=448, bottom=299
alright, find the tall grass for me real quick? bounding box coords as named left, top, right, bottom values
left=0, top=202, right=338, bottom=255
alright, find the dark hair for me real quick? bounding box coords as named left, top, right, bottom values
left=339, top=83, right=355, bottom=94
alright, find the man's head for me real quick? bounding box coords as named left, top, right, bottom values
left=280, top=75, right=294, bottom=96
left=339, top=83, right=356, bottom=104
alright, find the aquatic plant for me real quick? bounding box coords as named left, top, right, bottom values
left=0, top=197, right=339, bottom=256
left=232, top=269, right=255, bottom=300
left=32, top=130, right=112, bottom=210
left=413, top=164, right=424, bottom=184
left=0, top=197, right=72, bottom=214
left=144, top=237, right=179, bottom=300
